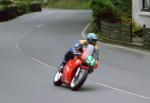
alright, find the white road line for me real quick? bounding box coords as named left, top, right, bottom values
left=19, top=31, right=32, bottom=39
left=15, top=40, right=57, bottom=71
left=14, top=41, right=23, bottom=52
left=97, top=82, right=150, bottom=100
left=14, top=39, right=57, bottom=71
left=36, top=24, right=46, bottom=28
left=56, top=15, right=64, bottom=20
left=31, top=57, right=57, bottom=71
left=81, top=22, right=91, bottom=38
left=101, top=42, right=150, bottom=56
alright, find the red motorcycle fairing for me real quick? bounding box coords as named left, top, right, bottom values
left=53, top=45, right=100, bottom=90
left=62, top=58, right=83, bottom=84
left=80, top=65, right=90, bottom=70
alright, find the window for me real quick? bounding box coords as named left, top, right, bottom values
left=143, top=0, right=150, bottom=11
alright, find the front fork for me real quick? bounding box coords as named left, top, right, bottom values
left=75, top=67, right=81, bottom=77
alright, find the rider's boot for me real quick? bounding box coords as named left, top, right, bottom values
left=58, top=51, right=71, bottom=72
left=58, top=62, right=66, bottom=73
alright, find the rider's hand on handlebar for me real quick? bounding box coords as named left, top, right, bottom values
left=73, top=51, right=82, bottom=56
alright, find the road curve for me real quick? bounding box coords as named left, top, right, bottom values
left=0, top=8, right=150, bottom=103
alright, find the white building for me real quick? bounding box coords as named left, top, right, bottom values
left=132, top=0, right=150, bottom=28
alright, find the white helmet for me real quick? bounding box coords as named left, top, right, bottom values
left=86, top=33, right=97, bottom=44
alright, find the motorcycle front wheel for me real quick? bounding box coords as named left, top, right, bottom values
left=53, top=71, right=62, bottom=86
left=70, top=68, right=88, bottom=91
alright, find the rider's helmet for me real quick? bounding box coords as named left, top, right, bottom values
left=86, top=33, right=97, bottom=45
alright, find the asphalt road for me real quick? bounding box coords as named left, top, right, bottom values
left=0, top=8, right=150, bottom=103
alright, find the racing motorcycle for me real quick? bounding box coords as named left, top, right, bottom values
left=53, top=44, right=99, bottom=91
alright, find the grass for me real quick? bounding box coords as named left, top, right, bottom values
left=45, top=0, right=91, bottom=9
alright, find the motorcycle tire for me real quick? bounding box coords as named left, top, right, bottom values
left=53, top=71, right=62, bottom=86
left=70, top=68, right=88, bottom=91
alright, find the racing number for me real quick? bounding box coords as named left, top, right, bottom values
left=86, top=56, right=96, bottom=66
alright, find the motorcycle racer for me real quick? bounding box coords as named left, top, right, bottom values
left=58, top=33, right=99, bottom=73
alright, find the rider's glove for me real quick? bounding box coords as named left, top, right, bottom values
left=73, top=51, right=82, bottom=56
left=70, top=47, right=81, bottom=56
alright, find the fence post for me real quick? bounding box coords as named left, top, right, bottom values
left=143, top=24, right=146, bottom=46
left=119, top=22, right=121, bottom=34
left=99, top=18, right=101, bottom=33
left=143, top=24, right=146, bottom=28
left=130, top=23, right=132, bottom=42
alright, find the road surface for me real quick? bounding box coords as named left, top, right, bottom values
left=0, top=8, right=150, bottom=103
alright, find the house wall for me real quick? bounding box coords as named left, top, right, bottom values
left=132, top=0, right=150, bottom=28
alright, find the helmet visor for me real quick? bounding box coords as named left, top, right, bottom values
left=92, top=39, right=97, bottom=44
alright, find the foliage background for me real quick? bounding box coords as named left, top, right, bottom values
left=45, top=0, right=91, bottom=9
left=90, top=0, right=132, bottom=33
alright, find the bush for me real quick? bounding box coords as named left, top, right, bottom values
left=15, top=2, right=27, bottom=15
left=0, top=6, right=7, bottom=21
left=113, top=0, right=132, bottom=17
left=0, top=5, right=19, bottom=21
left=0, top=1, right=42, bottom=22
left=0, top=0, right=12, bottom=5
left=6, top=5, right=18, bottom=18
left=29, top=1, right=42, bottom=12
left=91, top=0, right=119, bottom=22
left=91, top=0, right=120, bottom=33
left=15, top=1, right=42, bottom=15
left=90, top=0, right=132, bottom=33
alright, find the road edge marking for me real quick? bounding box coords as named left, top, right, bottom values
left=97, top=82, right=150, bottom=100
left=31, top=57, right=57, bottom=71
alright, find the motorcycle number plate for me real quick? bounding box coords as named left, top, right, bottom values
left=85, top=55, right=96, bottom=67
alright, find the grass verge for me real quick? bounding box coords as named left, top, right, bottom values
left=44, top=0, right=91, bottom=9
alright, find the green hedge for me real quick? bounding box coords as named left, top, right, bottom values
left=90, top=0, right=132, bottom=33
left=0, top=0, right=12, bottom=5
left=90, top=0, right=120, bottom=33
left=29, top=1, right=42, bottom=12
left=91, top=0, right=119, bottom=22
left=0, top=1, right=41, bottom=22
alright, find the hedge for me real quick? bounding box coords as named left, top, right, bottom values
left=90, top=0, right=120, bottom=33
left=91, top=0, right=119, bottom=22
left=0, top=0, right=12, bottom=5
left=90, top=0, right=132, bottom=33
left=0, top=1, right=41, bottom=22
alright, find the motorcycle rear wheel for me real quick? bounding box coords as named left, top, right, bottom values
left=70, top=68, right=88, bottom=91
